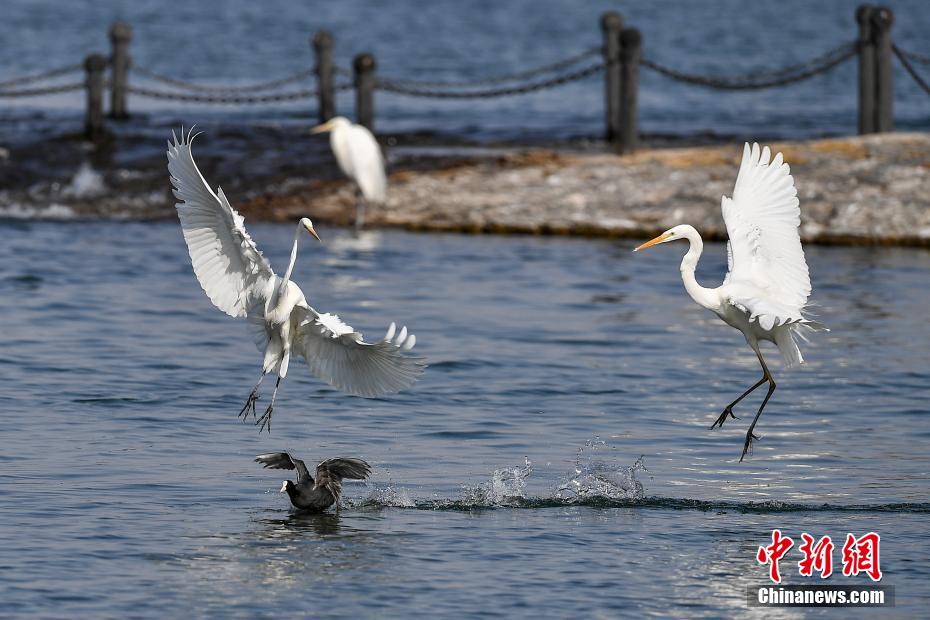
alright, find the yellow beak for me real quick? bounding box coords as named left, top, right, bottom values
left=305, top=224, right=322, bottom=242
left=633, top=232, right=671, bottom=252
left=310, top=120, right=335, bottom=134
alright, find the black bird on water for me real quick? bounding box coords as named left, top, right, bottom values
left=255, top=452, right=371, bottom=512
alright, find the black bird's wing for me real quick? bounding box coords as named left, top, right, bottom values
left=255, top=452, right=312, bottom=484
left=313, top=458, right=372, bottom=502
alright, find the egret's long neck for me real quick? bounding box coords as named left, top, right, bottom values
left=281, top=223, right=302, bottom=284
left=679, top=227, right=719, bottom=311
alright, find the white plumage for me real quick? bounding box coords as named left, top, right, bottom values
left=721, top=143, right=811, bottom=327
left=167, top=127, right=424, bottom=432
left=311, top=116, right=386, bottom=230
left=167, top=134, right=273, bottom=319
left=634, top=142, right=826, bottom=461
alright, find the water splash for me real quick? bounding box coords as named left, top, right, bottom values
left=339, top=442, right=930, bottom=513
left=62, top=163, right=106, bottom=198
left=358, top=484, right=416, bottom=509
left=461, top=457, right=533, bottom=507
left=556, top=437, right=647, bottom=501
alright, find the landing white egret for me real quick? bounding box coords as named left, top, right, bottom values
left=634, top=143, right=826, bottom=460
left=167, top=128, right=424, bottom=433
left=311, top=116, right=387, bottom=232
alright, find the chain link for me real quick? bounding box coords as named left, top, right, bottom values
left=377, top=46, right=601, bottom=88
left=0, top=38, right=918, bottom=106
left=892, top=44, right=930, bottom=96
left=641, top=42, right=856, bottom=90
left=131, top=65, right=317, bottom=93
left=0, top=81, right=85, bottom=98
left=896, top=47, right=930, bottom=66
left=0, top=63, right=82, bottom=90
left=376, top=63, right=603, bottom=98
left=126, top=84, right=322, bottom=104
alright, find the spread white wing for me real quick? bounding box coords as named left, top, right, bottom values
left=294, top=307, right=425, bottom=398
left=720, top=143, right=811, bottom=330
left=332, top=124, right=387, bottom=203
left=167, top=128, right=274, bottom=318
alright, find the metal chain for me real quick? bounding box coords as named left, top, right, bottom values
left=743, top=41, right=857, bottom=80
left=892, top=44, right=930, bottom=96
left=0, top=81, right=85, bottom=98
left=131, top=65, right=316, bottom=93
left=376, top=63, right=603, bottom=98
left=0, top=63, right=82, bottom=89
left=641, top=42, right=856, bottom=90
left=897, top=47, right=930, bottom=66
left=126, top=84, right=321, bottom=104
left=377, top=46, right=601, bottom=88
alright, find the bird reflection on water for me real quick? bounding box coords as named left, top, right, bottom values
left=255, top=510, right=343, bottom=538
left=239, top=510, right=395, bottom=587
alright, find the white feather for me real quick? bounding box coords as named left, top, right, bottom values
left=295, top=307, right=426, bottom=398
left=720, top=142, right=811, bottom=328
left=167, top=128, right=274, bottom=318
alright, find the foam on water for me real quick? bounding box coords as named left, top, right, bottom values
left=0, top=200, right=76, bottom=219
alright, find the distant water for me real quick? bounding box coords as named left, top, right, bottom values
left=1, top=223, right=928, bottom=617
left=1, top=0, right=929, bottom=142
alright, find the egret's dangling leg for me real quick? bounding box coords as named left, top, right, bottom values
left=740, top=346, right=776, bottom=462
left=256, top=350, right=289, bottom=433
left=238, top=373, right=266, bottom=420
left=710, top=374, right=768, bottom=429
left=256, top=377, right=281, bottom=433
left=354, top=188, right=365, bottom=235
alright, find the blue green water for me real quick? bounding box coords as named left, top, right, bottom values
left=1, top=222, right=928, bottom=617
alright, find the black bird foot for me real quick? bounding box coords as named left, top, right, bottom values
left=711, top=406, right=739, bottom=430
left=238, top=389, right=259, bottom=421
left=256, top=404, right=273, bottom=433
left=739, top=430, right=761, bottom=462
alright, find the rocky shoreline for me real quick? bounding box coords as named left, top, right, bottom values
left=245, top=132, right=930, bottom=247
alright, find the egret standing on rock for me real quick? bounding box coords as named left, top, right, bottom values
left=167, top=128, right=424, bottom=432
left=311, top=116, right=386, bottom=232
left=634, top=143, right=826, bottom=461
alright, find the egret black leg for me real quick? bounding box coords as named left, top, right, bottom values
left=238, top=374, right=265, bottom=421
left=256, top=376, right=282, bottom=433
left=354, top=190, right=365, bottom=235
left=740, top=350, right=776, bottom=462
left=710, top=375, right=767, bottom=429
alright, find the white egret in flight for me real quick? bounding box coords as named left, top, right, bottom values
left=167, top=128, right=424, bottom=432
left=634, top=143, right=826, bottom=460
left=311, top=116, right=386, bottom=232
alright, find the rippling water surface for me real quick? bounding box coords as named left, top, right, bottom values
left=2, top=0, right=929, bottom=140
left=1, top=222, right=929, bottom=617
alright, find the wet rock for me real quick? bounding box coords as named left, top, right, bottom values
left=259, top=133, right=930, bottom=247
